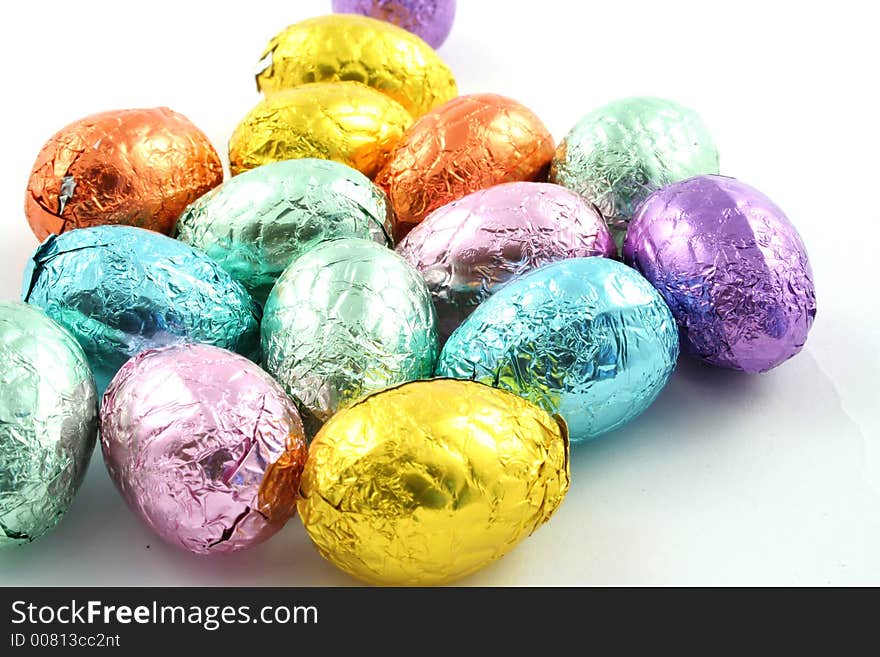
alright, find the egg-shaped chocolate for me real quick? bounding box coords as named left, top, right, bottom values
left=397, top=181, right=616, bottom=341
left=262, top=238, right=438, bottom=433
left=25, top=107, right=222, bottom=240
left=436, top=258, right=679, bottom=442
left=176, top=159, right=393, bottom=305
left=22, top=225, right=261, bottom=393
left=623, top=175, right=815, bottom=372
left=298, top=378, right=569, bottom=585
left=331, top=0, right=457, bottom=48
left=228, top=82, right=412, bottom=179
left=0, top=302, right=97, bottom=548
left=376, top=93, right=555, bottom=239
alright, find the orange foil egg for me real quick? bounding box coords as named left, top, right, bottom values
left=376, top=93, right=555, bottom=239
left=25, top=108, right=223, bottom=240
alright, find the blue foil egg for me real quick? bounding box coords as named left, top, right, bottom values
left=435, top=258, right=679, bottom=442
left=22, top=225, right=261, bottom=392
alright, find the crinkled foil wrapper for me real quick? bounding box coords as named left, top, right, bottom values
left=298, top=378, right=570, bottom=585
left=623, top=175, right=816, bottom=373
left=229, top=82, right=412, bottom=179
left=255, top=14, right=457, bottom=118
left=331, top=0, right=457, bottom=48
left=550, top=96, right=719, bottom=249
left=436, top=258, right=679, bottom=442
left=261, top=238, right=438, bottom=434
left=1, top=302, right=97, bottom=547
left=397, top=181, right=616, bottom=341
left=22, top=225, right=261, bottom=393
left=376, top=93, right=555, bottom=239
left=25, top=107, right=223, bottom=241
left=100, top=344, right=307, bottom=554
left=176, top=159, right=394, bottom=305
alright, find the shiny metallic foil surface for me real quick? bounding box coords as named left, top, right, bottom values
left=255, top=14, right=457, bottom=118
left=100, top=344, right=307, bottom=554
left=25, top=107, right=223, bottom=241
left=0, top=302, right=97, bottom=548
left=376, top=93, right=555, bottom=239
left=176, top=159, right=393, bottom=305
left=298, top=378, right=570, bottom=585
left=22, top=225, right=261, bottom=393
left=397, top=181, right=616, bottom=341
left=623, top=175, right=816, bottom=373
left=228, top=82, right=412, bottom=179
left=550, top=97, right=719, bottom=249
left=437, top=258, right=679, bottom=442
left=261, top=238, right=438, bottom=434
left=331, top=0, right=457, bottom=48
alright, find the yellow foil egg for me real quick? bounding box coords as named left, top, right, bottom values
left=297, top=379, right=570, bottom=586
left=255, top=14, right=457, bottom=118
left=228, top=81, right=413, bottom=178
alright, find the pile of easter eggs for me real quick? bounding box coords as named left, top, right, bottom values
left=1, top=0, right=816, bottom=585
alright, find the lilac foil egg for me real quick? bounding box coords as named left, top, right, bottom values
left=623, top=175, right=816, bottom=373
left=332, top=0, right=456, bottom=48
left=397, top=182, right=616, bottom=341
left=100, top=343, right=307, bottom=554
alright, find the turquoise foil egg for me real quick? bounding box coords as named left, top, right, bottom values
left=435, top=257, right=679, bottom=442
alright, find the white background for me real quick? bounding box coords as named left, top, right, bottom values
left=1, top=0, right=878, bottom=586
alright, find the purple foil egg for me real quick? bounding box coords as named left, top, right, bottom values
left=623, top=175, right=816, bottom=373
left=397, top=181, right=616, bottom=341
left=331, top=0, right=456, bottom=48
left=100, top=343, right=307, bottom=555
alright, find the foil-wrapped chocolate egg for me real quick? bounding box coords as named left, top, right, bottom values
left=100, top=343, right=307, bottom=554
left=176, top=159, right=393, bottom=305
left=436, top=258, right=679, bottom=442
left=1, top=302, right=97, bottom=548
left=25, top=107, right=223, bottom=241
left=22, top=225, right=261, bottom=393
left=623, top=175, right=816, bottom=372
left=262, top=238, right=438, bottom=433
left=331, top=0, right=456, bottom=48
left=228, top=82, right=412, bottom=179
left=298, top=378, right=570, bottom=585
left=550, top=97, right=719, bottom=248
left=256, top=14, right=457, bottom=117
left=377, top=93, right=555, bottom=239
left=397, top=181, right=616, bottom=341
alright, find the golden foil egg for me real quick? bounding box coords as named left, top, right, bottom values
left=297, top=379, right=570, bottom=586
left=228, top=82, right=413, bottom=179
left=255, top=14, right=457, bottom=118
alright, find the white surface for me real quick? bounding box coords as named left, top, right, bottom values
left=1, top=0, right=878, bottom=586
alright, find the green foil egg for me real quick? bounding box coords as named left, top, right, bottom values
left=261, top=238, right=438, bottom=433
left=1, top=302, right=97, bottom=547
left=550, top=97, right=719, bottom=248
left=176, top=159, right=394, bottom=304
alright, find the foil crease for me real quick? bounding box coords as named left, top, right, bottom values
left=436, top=258, right=679, bottom=442
left=331, top=0, right=457, bottom=48
left=25, top=107, right=223, bottom=241
left=255, top=14, right=457, bottom=118
left=550, top=97, right=719, bottom=249
left=623, top=175, right=816, bottom=373
left=297, top=378, right=570, bottom=585
left=261, top=238, right=438, bottom=434
left=100, top=344, right=307, bottom=554
left=376, top=93, right=555, bottom=239
left=176, top=159, right=394, bottom=305
left=0, top=302, right=97, bottom=547
left=228, top=81, right=413, bottom=179
left=396, top=181, right=616, bottom=341
left=22, top=225, right=262, bottom=393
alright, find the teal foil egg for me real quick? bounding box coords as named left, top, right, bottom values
left=435, top=258, right=678, bottom=442
left=262, top=237, right=438, bottom=433
left=1, top=302, right=97, bottom=547
left=175, top=159, right=393, bottom=305
left=22, top=225, right=261, bottom=392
